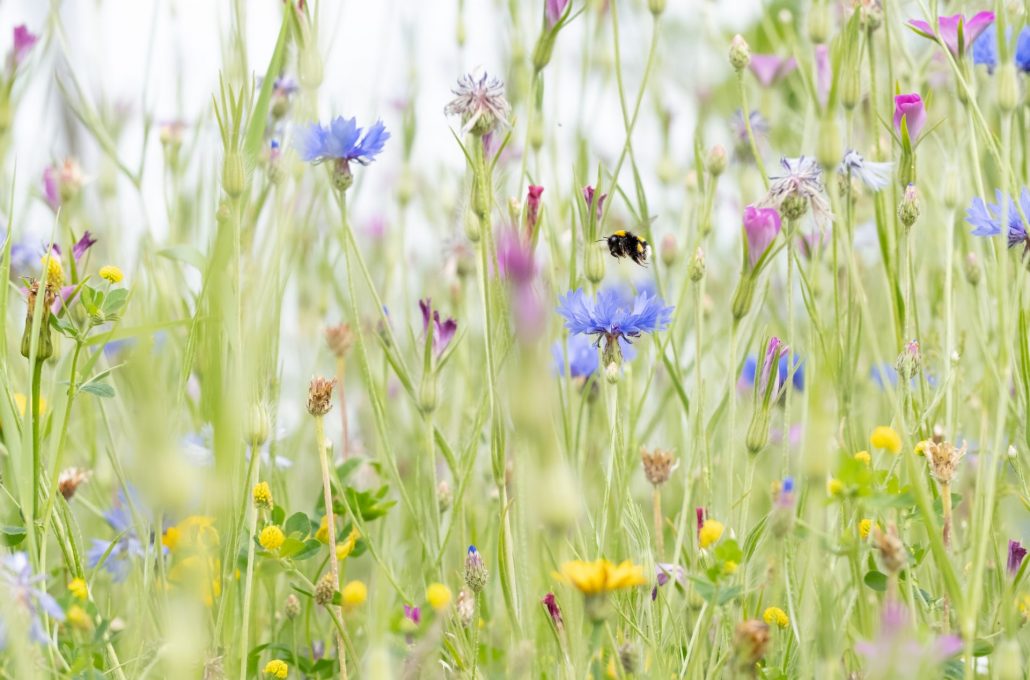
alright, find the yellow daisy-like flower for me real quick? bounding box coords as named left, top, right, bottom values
left=341, top=580, right=368, bottom=608
left=68, top=577, right=88, bottom=600
left=263, top=659, right=289, bottom=679
left=826, top=478, right=845, bottom=497
left=98, top=265, right=123, bottom=284
left=870, top=426, right=902, bottom=454
left=426, top=582, right=453, bottom=610
left=723, top=560, right=739, bottom=575
left=67, top=605, right=92, bottom=632
left=555, top=559, right=647, bottom=595
left=259, top=525, right=285, bottom=552
left=336, top=527, right=360, bottom=561
left=699, top=519, right=724, bottom=549
left=40, top=253, right=63, bottom=287
left=163, top=515, right=219, bottom=552
left=252, top=481, right=273, bottom=510
left=859, top=519, right=874, bottom=540
left=13, top=393, right=47, bottom=417
left=853, top=450, right=871, bottom=465
left=763, top=606, right=789, bottom=629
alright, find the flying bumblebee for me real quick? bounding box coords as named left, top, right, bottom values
left=603, top=229, right=652, bottom=266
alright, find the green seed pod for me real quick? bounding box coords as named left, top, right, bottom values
left=222, top=151, right=245, bottom=198
left=585, top=244, right=606, bottom=284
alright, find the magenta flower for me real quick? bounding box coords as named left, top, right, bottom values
left=545, top=0, right=570, bottom=28
left=743, top=205, right=782, bottom=268
left=541, top=592, right=563, bottom=631
left=418, top=299, right=457, bottom=357
left=582, top=185, right=606, bottom=220
left=403, top=604, right=421, bottom=625
left=526, top=184, right=544, bottom=235
left=496, top=229, right=536, bottom=286
left=695, top=507, right=705, bottom=538
left=1008, top=539, right=1027, bottom=576
left=748, top=54, right=797, bottom=87
left=758, top=337, right=788, bottom=395
left=72, top=231, right=97, bottom=261
left=11, top=25, right=38, bottom=66
left=42, top=166, right=59, bottom=211
left=893, top=94, right=926, bottom=141
left=908, top=11, right=995, bottom=57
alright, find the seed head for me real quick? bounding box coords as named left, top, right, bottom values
left=874, top=523, right=906, bottom=575
left=58, top=467, right=90, bottom=500
left=640, top=448, right=677, bottom=486
left=325, top=323, right=355, bottom=358
left=307, top=376, right=337, bottom=416
left=314, top=571, right=337, bottom=606
left=924, top=439, right=966, bottom=485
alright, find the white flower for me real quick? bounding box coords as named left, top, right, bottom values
left=839, top=149, right=893, bottom=191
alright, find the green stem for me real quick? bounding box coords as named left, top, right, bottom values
left=737, top=72, right=769, bottom=190
left=238, top=444, right=260, bottom=680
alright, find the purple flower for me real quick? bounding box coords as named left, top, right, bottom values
left=743, top=205, right=782, bottom=268
left=814, top=45, right=830, bottom=106
left=545, top=0, right=570, bottom=28
left=403, top=604, right=421, bottom=625
left=739, top=353, right=804, bottom=393
left=765, top=157, right=833, bottom=225
left=855, top=603, right=963, bottom=679
left=748, top=54, right=797, bottom=87
left=1008, top=539, right=1027, bottom=576
left=11, top=25, right=38, bottom=66
left=72, top=231, right=97, bottom=261
left=909, top=11, right=995, bottom=57
left=419, top=299, right=457, bottom=357
left=1017, top=28, right=1030, bottom=72
left=496, top=229, right=536, bottom=285
left=651, top=563, right=686, bottom=600
left=444, top=71, right=512, bottom=135
left=775, top=477, right=796, bottom=509
left=86, top=488, right=148, bottom=582
left=893, top=94, right=926, bottom=141
left=557, top=288, right=673, bottom=345
left=526, top=185, right=544, bottom=235
left=759, top=337, right=788, bottom=394
left=42, top=166, right=60, bottom=211
left=582, top=185, right=606, bottom=220
left=541, top=592, right=563, bottom=631
left=295, top=116, right=389, bottom=165
left=965, top=188, right=1030, bottom=252
left=0, top=552, right=65, bottom=646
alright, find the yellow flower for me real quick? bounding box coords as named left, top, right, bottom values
left=341, top=580, right=367, bottom=608
left=252, top=481, right=273, bottom=510
left=699, top=519, right=724, bottom=549
left=859, top=519, right=873, bottom=540
left=13, top=393, right=47, bottom=417
left=315, top=515, right=330, bottom=543
left=263, top=659, right=289, bottom=679
left=98, top=265, right=123, bottom=283
left=259, top=525, right=285, bottom=552
left=763, top=606, right=789, bottom=629
left=826, top=478, right=845, bottom=497
left=555, top=559, right=647, bottom=595
left=914, top=440, right=927, bottom=456
left=723, top=560, right=738, bottom=575
left=163, top=515, right=219, bottom=552
left=336, top=527, right=360, bottom=561
left=870, top=426, right=902, bottom=454
left=426, top=582, right=453, bottom=611
left=853, top=450, right=871, bottom=466
left=68, top=577, right=88, bottom=600
left=41, top=253, right=63, bottom=287
left=67, top=605, right=92, bottom=632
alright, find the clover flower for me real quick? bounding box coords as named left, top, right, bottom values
left=341, top=580, right=367, bottom=608
left=839, top=150, right=893, bottom=191
left=908, top=11, right=994, bottom=58
left=763, top=606, right=789, bottom=629
left=444, top=71, right=511, bottom=136
left=966, top=188, right=1030, bottom=253
left=870, top=426, right=902, bottom=454
left=556, top=288, right=673, bottom=366
left=699, top=519, right=724, bottom=548
left=426, top=582, right=452, bottom=611
left=764, top=157, right=832, bottom=224
left=0, top=552, right=65, bottom=644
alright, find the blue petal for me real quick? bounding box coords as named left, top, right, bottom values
left=327, top=116, right=361, bottom=159
left=1017, top=27, right=1030, bottom=72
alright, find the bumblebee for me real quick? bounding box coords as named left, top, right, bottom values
left=604, top=230, right=651, bottom=266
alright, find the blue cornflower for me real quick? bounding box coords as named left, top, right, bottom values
left=965, top=188, right=1030, bottom=251
left=1017, top=27, right=1030, bottom=72
left=295, top=116, right=389, bottom=165
left=551, top=333, right=635, bottom=379
left=557, top=287, right=672, bottom=352
left=972, top=25, right=997, bottom=71
left=87, top=489, right=148, bottom=582
left=0, top=552, right=64, bottom=646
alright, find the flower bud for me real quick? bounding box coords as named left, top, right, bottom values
left=841, top=70, right=861, bottom=111
left=706, top=144, right=728, bottom=176
left=418, top=371, right=438, bottom=414
left=997, top=62, right=1020, bottom=114
left=688, top=247, right=706, bottom=282
left=284, top=594, right=301, bottom=619
left=807, top=3, right=831, bottom=44
left=898, top=184, right=920, bottom=229
left=298, top=44, right=324, bottom=91
left=463, top=207, right=481, bottom=242
left=455, top=589, right=475, bottom=626
left=817, top=117, right=841, bottom=169
left=731, top=273, right=756, bottom=321
left=942, top=167, right=960, bottom=210
left=464, top=545, right=488, bottom=593
left=729, top=35, right=751, bottom=72
left=660, top=234, right=679, bottom=267
left=780, top=195, right=808, bottom=221
left=585, top=244, right=606, bottom=284
left=996, top=639, right=1024, bottom=680
left=648, top=0, right=666, bottom=15
left=21, top=281, right=55, bottom=361
left=745, top=407, right=771, bottom=454
left=964, top=252, right=981, bottom=286
left=246, top=403, right=271, bottom=447
left=331, top=159, right=354, bottom=193
left=437, top=481, right=453, bottom=513
left=605, top=361, right=620, bottom=384
left=314, top=571, right=336, bottom=606
left=222, top=151, right=245, bottom=198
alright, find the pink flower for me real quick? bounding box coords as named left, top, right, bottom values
left=908, top=11, right=994, bottom=57
left=893, top=93, right=927, bottom=141
left=545, top=0, right=569, bottom=28
left=748, top=54, right=797, bottom=87
left=743, top=205, right=782, bottom=268
left=541, top=593, right=563, bottom=631
left=11, top=25, right=38, bottom=65
left=814, top=45, right=830, bottom=107
left=496, top=229, right=536, bottom=285
left=582, top=185, right=606, bottom=220
left=526, top=185, right=544, bottom=236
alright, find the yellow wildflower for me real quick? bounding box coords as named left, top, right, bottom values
left=914, top=440, right=927, bottom=456
left=859, top=519, right=874, bottom=540
left=163, top=515, right=218, bottom=552
left=723, top=560, right=738, bottom=575
left=699, top=519, right=724, bottom=549
left=426, top=582, right=453, bottom=610
left=341, top=580, right=368, bottom=608
left=315, top=515, right=330, bottom=543
left=555, top=559, right=647, bottom=595
left=98, top=265, right=123, bottom=284
left=41, top=253, right=63, bottom=287
left=68, top=577, right=88, bottom=600
left=13, top=393, right=47, bottom=417
left=252, top=481, right=273, bottom=510
left=259, top=525, right=285, bottom=552
left=870, top=426, right=902, bottom=454
left=336, top=527, right=360, bottom=561
left=263, top=659, right=289, bottom=679
left=763, top=606, right=789, bottom=629
left=853, top=450, right=871, bottom=465
left=826, top=478, right=845, bottom=497
left=67, top=605, right=92, bottom=632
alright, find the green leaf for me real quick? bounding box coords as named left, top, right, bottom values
left=102, top=288, right=129, bottom=316
left=243, top=14, right=291, bottom=160
left=863, top=570, right=888, bottom=592
left=284, top=512, right=311, bottom=537
left=271, top=505, right=286, bottom=525
left=714, top=538, right=743, bottom=564
left=158, top=245, right=207, bottom=271
left=277, top=537, right=306, bottom=559
left=293, top=539, right=323, bottom=562
left=80, top=382, right=115, bottom=398
left=1, top=526, right=27, bottom=547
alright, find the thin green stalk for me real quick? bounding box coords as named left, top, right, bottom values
left=238, top=443, right=260, bottom=680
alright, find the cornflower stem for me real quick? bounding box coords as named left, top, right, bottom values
left=651, top=486, right=664, bottom=559
left=737, top=71, right=768, bottom=191
left=727, top=320, right=739, bottom=517
left=335, top=357, right=350, bottom=459
left=470, top=593, right=481, bottom=677
left=314, top=413, right=348, bottom=680
left=940, top=481, right=952, bottom=550
left=238, top=443, right=261, bottom=680
left=694, top=281, right=710, bottom=504
left=783, top=218, right=797, bottom=477
left=31, top=358, right=43, bottom=534
left=944, top=206, right=955, bottom=435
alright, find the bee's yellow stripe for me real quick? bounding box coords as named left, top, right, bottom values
left=613, top=230, right=626, bottom=236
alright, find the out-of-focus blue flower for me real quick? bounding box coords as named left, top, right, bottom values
left=1017, top=27, right=1030, bottom=72
left=972, top=25, right=997, bottom=70
left=87, top=489, right=148, bottom=582
left=0, top=552, right=65, bottom=646
left=965, top=188, right=1030, bottom=251
left=551, top=333, right=636, bottom=378
left=839, top=150, right=893, bottom=192
left=295, top=116, right=389, bottom=165
left=739, top=354, right=804, bottom=392
left=557, top=288, right=673, bottom=342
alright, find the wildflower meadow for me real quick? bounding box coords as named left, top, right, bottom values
left=2, top=0, right=1030, bottom=677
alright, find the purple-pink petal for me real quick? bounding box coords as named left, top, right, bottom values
left=893, top=93, right=926, bottom=141
left=12, top=25, right=38, bottom=65
left=748, top=54, right=797, bottom=87
left=743, top=205, right=782, bottom=267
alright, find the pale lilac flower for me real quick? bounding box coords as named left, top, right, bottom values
left=582, top=185, right=606, bottom=219
left=814, top=45, right=830, bottom=106
left=419, top=299, right=457, bottom=357
left=855, top=603, right=963, bottom=679
left=403, top=604, right=421, bottom=625
left=496, top=229, right=536, bottom=285
left=0, top=552, right=65, bottom=645
left=765, top=157, right=833, bottom=225
left=839, top=150, right=893, bottom=191
left=743, top=205, right=782, bottom=267
left=908, top=11, right=995, bottom=58
left=1008, top=539, right=1027, bottom=576
left=445, top=71, right=512, bottom=135
left=72, top=231, right=97, bottom=261
left=545, top=0, right=570, bottom=28
left=748, top=54, right=797, bottom=87
left=651, top=563, right=686, bottom=600
left=893, top=94, right=926, bottom=141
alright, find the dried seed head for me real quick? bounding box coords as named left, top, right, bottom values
left=734, top=619, right=771, bottom=667
left=307, top=376, right=337, bottom=417
left=284, top=593, right=301, bottom=619
left=314, top=571, right=337, bottom=606
left=641, top=448, right=678, bottom=486
left=874, top=523, right=906, bottom=575
left=924, top=440, right=966, bottom=485
left=58, top=467, right=90, bottom=500
left=455, top=589, right=475, bottom=627
left=325, top=323, right=355, bottom=358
